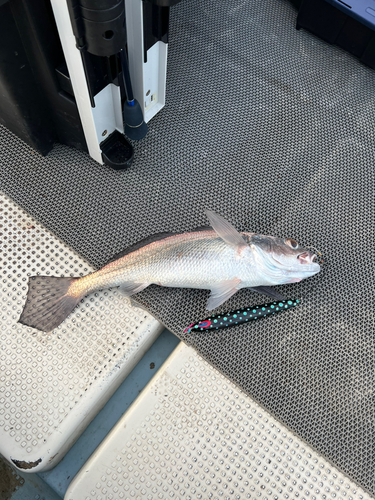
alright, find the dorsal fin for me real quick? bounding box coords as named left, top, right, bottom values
left=205, top=210, right=247, bottom=249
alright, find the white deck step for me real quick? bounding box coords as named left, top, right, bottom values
left=65, top=342, right=372, bottom=500
left=0, top=193, right=163, bottom=473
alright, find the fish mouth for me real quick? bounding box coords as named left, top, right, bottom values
left=297, top=251, right=317, bottom=265
left=263, top=248, right=321, bottom=276
left=280, top=251, right=320, bottom=277
left=295, top=251, right=320, bottom=275
left=269, top=251, right=319, bottom=273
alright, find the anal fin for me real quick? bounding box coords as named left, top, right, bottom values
left=130, top=297, right=149, bottom=312
left=119, top=282, right=150, bottom=297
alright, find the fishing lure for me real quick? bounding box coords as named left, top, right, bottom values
left=184, top=299, right=300, bottom=333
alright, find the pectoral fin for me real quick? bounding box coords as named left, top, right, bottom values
left=119, top=282, right=150, bottom=297
left=248, top=286, right=286, bottom=301
left=205, top=210, right=247, bottom=249
left=207, top=278, right=241, bottom=310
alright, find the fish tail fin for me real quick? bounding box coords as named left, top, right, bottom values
left=19, top=276, right=84, bottom=332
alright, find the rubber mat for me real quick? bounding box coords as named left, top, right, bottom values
left=0, top=0, right=374, bottom=493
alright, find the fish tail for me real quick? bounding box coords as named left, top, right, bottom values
left=19, top=275, right=85, bottom=332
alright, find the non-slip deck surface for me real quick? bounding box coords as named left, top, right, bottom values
left=0, top=0, right=374, bottom=493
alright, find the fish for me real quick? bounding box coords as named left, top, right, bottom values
left=184, top=299, right=300, bottom=333
left=18, top=210, right=320, bottom=332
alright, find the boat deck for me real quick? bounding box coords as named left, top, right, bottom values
left=0, top=0, right=374, bottom=498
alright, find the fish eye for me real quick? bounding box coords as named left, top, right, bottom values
left=285, top=238, right=298, bottom=249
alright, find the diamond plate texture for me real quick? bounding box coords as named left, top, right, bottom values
left=0, top=193, right=163, bottom=471
left=65, top=343, right=373, bottom=500
left=0, top=0, right=374, bottom=492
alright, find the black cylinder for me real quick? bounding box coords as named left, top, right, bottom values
left=78, top=0, right=125, bottom=57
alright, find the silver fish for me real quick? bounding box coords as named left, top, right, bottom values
left=19, top=211, right=320, bottom=332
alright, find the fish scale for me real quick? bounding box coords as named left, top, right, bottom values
left=74, top=233, right=258, bottom=293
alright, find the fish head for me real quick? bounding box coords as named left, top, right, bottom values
left=244, top=234, right=321, bottom=284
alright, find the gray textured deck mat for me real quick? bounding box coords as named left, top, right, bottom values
left=0, top=0, right=374, bottom=494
